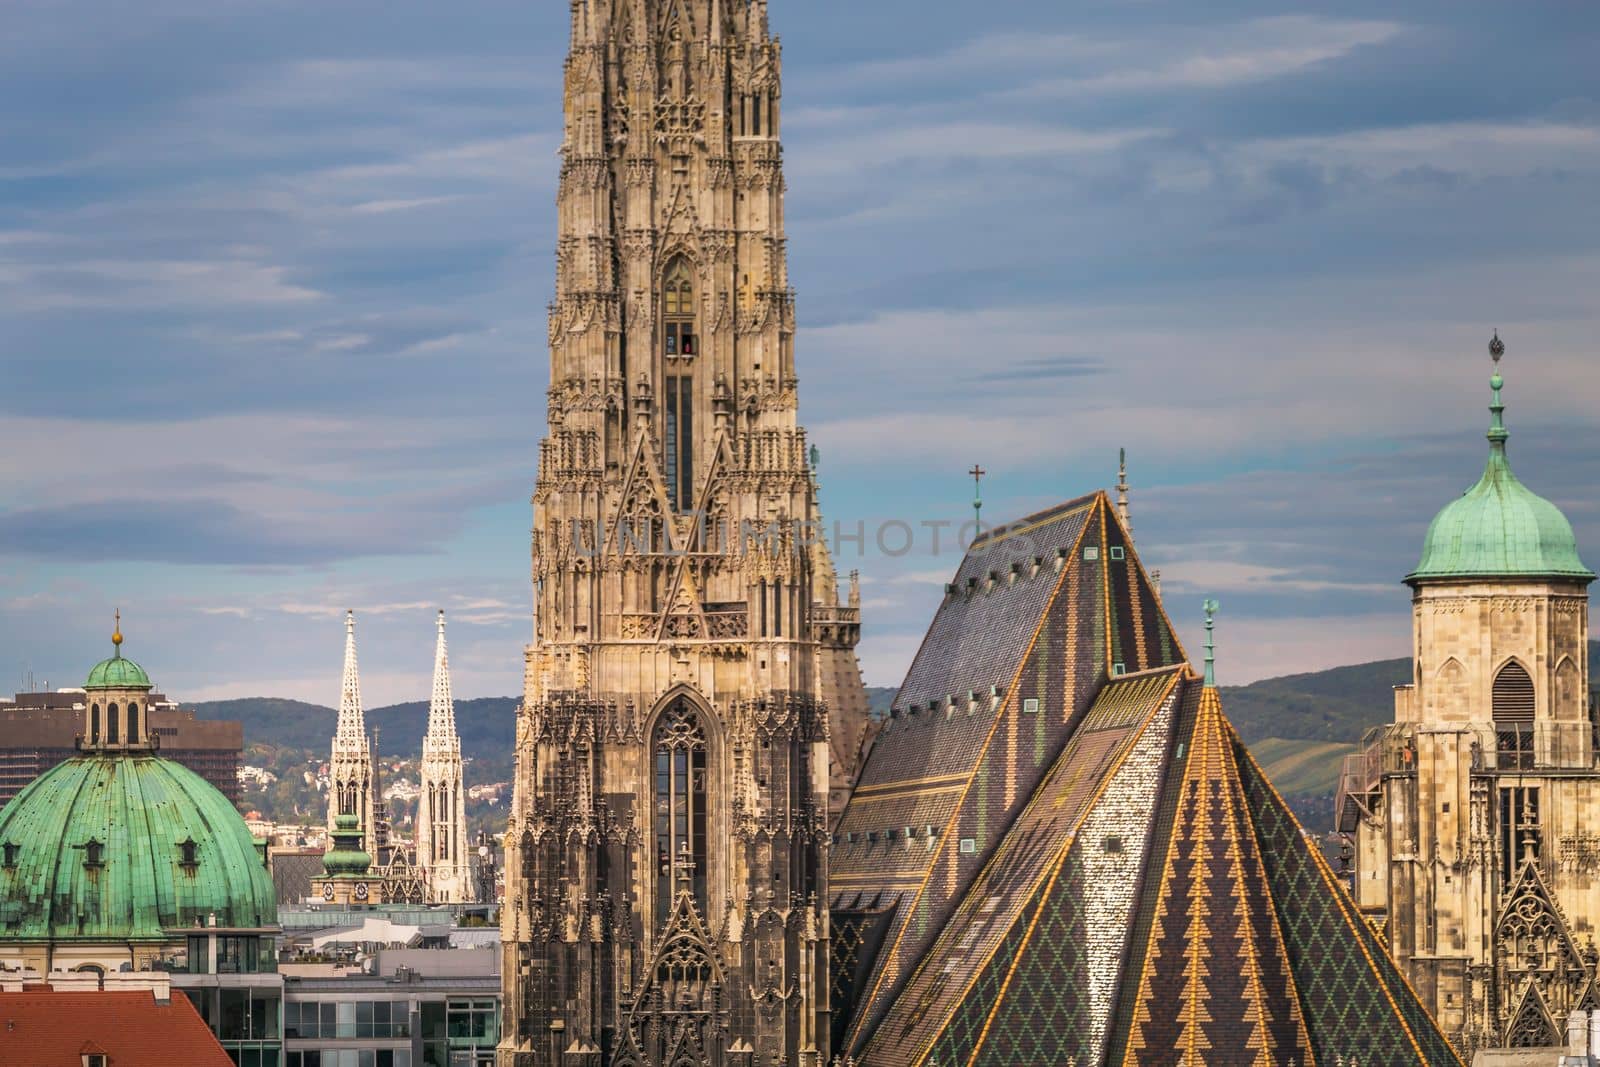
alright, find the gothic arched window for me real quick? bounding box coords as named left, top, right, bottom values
left=661, top=258, right=696, bottom=513
left=654, top=699, right=709, bottom=922
left=662, top=258, right=696, bottom=360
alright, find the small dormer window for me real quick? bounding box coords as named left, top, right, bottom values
left=2, top=842, right=16, bottom=868
left=1109, top=546, right=1126, bottom=561
left=83, top=839, right=105, bottom=869
left=180, top=838, right=199, bottom=868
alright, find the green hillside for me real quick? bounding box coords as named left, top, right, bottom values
left=1247, top=738, right=1359, bottom=795
left=1220, top=658, right=1410, bottom=746
left=1223, top=640, right=1600, bottom=748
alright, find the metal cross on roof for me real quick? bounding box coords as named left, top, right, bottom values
left=969, top=465, right=986, bottom=530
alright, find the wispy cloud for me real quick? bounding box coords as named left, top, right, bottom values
left=3, top=0, right=1600, bottom=700
left=1011, top=17, right=1404, bottom=98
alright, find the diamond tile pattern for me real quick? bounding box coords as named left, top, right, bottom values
left=1122, top=688, right=1311, bottom=1065
left=1233, top=729, right=1462, bottom=1065
left=835, top=493, right=1453, bottom=1066
left=863, top=671, right=1182, bottom=1066
left=840, top=494, right=1193, bottom=1056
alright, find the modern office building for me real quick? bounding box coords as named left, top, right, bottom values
left=0, top=687, right=243, bottom=807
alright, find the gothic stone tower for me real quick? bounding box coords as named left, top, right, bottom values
left=1339, top=336, right=1600, bottom=1053
left=329, top=610, right=377, bottom=852
left=499, top=3, right=866, bottom=1064
left=419, top=611, right=471, bottom=903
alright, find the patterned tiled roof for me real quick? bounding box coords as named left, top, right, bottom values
left=834, top=493, right=1460, bottom=1066
left=833, top=493, right=1186, bottom=1056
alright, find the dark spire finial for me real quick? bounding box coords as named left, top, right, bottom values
left=1116, top=448, right=1133, bottom=544
left=1488, top=332, right=1508, bottom=448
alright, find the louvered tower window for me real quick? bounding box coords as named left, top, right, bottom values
left=1494, top=662, right=1537, bottom=722
left=1494, top=661, right=1536, bottom=770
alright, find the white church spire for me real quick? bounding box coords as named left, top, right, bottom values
left=418, top=610, right=470, bottom=903
left=327, top=610, right=375, bottom=852
left=426, top=610, right=457, bottom=744
left=336, top=610, right=369, bottom=746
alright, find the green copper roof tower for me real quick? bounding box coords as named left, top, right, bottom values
left=1408, top=333, right=1594, bottom=585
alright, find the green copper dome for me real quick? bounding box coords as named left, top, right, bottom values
left=1409, top=338, right=1593, bottom=585
left=84, top=651, right=151, bottom=690
left=85, top=618, right=152, bottom=690
left=0, top=755, right=277, bottom=941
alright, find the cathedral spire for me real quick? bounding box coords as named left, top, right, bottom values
left=426, top=610, right=456, bottom=742
left=329, top=610, right=375, bottom=848
left=337, top=610, right=367, bottom=745
left=419, top=610, right=468, bottom=903
left=506, top=0, right=860, bottom=1054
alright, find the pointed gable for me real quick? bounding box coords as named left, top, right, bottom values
left=1116, top=687, right=1310, bottom=1065
left=834, top=491, right=1461, bottom=1066
left=833, top=493, right=1187, bottom=1057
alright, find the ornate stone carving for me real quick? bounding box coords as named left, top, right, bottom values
left=505, top=6, right=868, bottom=1062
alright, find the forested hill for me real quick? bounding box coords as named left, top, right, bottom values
left=1221, top=659, right=1411, bottom=746
left=192, top=696, right=520, bottom=761
left=200, top=652, right=1600, bottom=830
left=195, top=689, right=899, bottom=762
left=1221, top=640, right=1600, bottom=748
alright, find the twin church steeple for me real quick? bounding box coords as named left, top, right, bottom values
left=326, top=610, right=469, bottom=904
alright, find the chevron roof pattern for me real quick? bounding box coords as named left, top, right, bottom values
left=832, top=493, right=1460, bottom=1066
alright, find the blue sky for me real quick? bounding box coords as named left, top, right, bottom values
left=3, top=1, right=1599, bottom=705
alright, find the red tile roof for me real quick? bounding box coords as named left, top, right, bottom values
left=0, top=988, right=233, bottom=1066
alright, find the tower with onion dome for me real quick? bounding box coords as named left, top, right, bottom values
left=1338, top=334, right=1599, bottom=1054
